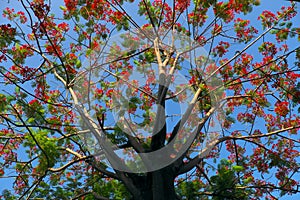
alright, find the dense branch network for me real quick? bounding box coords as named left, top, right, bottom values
left=0, top=0, right=299, bottom=199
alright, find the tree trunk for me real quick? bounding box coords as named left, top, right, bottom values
left=126, top=165, right=179, bottom=200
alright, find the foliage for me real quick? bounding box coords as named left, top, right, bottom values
left=0, top=0, right=300, bottom=199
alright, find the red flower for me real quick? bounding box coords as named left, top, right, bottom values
left=106, top=89, right=114, bottom=98
left=64, top=0, right=78, bottom=12
left=57, top=22, right=69, bottom=32
left=45, top=43, right=62, bottom=57
left=94, top=88, right=104, bottom=98
left=274, top=101, right=289, bottom=117
left=29, top=99, right=38, bottom=105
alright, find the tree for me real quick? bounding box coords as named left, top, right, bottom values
left=0, top=0, right=299, bottom=199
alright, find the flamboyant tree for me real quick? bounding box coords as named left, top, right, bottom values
left=0, top=0, right=300, bottom=199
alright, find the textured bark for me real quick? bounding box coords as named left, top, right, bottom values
left=123, top=165, right=179, bottom=200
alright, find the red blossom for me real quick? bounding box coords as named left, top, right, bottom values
left=234, top=18, right=258, bottom=43
left=109, top=11, right=124, bottom=25
left=258, top=10, right=278, bottom=27
left=45, top=43, right=62, bottom=57
left=175, top=0, right=190, bottom=12
left=64, top=0, right=78, bottom=13
left=212, top=41, right=230, bottom=57
left=274, top=101, right=289, bottom=117
left=57, top=22, right=69, bottom=32
left=106, top=89, right=114, bottom=98
left=94, top=88, right=104, bottom=99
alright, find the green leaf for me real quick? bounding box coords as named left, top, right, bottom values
left=130, top=96, right=142, bottom=104
left=27, top=117, right=35, bottom=123
left=6, top=95, right=15, bottom=103
left=243, top=177, right=253, bottom=184
left=75, top=59, right=81, bottom=68
left=15, top=86, right=20, bottom=94
left=232, top=165, right=244, bottom=172
left=59, top=6, right=67, bottom=11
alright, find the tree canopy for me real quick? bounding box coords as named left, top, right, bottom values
left=0, top=0, right=300, bottom=199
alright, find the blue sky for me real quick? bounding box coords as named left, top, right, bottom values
left=0, top=0, right=299, bottom=199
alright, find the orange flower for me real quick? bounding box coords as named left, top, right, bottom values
left=274, top=101, right=289, bottom=117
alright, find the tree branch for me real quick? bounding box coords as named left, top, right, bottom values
left=178, top=125, right=300, bottom=175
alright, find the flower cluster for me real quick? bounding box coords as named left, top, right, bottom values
left=258, top=10, right=278, bottom=28
left=234, top=18, right=258, bottom=43
left=274, top=101, right=289, bottom=117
